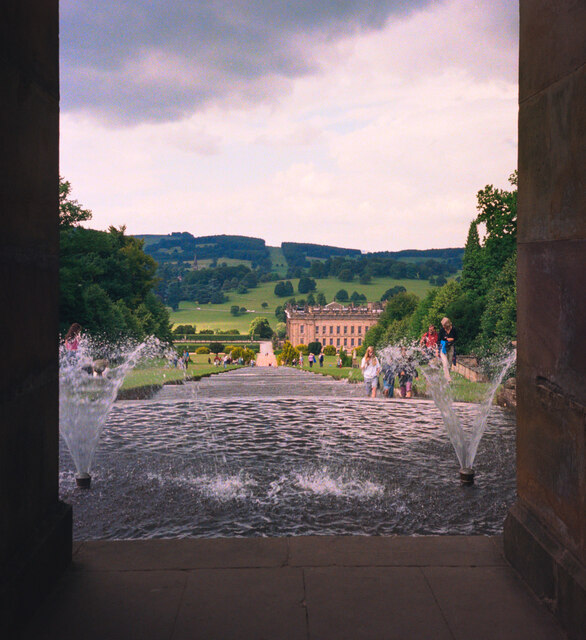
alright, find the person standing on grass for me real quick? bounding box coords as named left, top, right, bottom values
left=319, top=352, right=324, bottom=367
left=308, top=352, right=315, bottom=367
left=361, top=345, right=381, bottom=398
left=397, top=347, right=418, bottom=398
left=437, top=317, right=457, bottom=382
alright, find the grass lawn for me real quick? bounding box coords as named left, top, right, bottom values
left=169, top=276, right=434, bottom=331
left=121, top=354, right=242, bottom=391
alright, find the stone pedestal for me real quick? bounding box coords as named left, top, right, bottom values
left=505, top=3, right=586, bottom=638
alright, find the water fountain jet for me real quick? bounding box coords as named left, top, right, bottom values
left=59, top=336, right=164, bottom=489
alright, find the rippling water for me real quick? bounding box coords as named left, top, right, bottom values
left=60, top=368, right=516, bottom=539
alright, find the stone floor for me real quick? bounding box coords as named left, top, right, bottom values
left=23, top=536, right=566, bottom=640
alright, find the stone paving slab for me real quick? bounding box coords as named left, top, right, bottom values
left=288, top=535, right=507, bottom=567
left=173, top=568, right=306, bottom=640
left=304, top=566, right=454, bottom=640
left=423, top=565, right=566, bottom=640
left=23, top=537, right=567, bottom=640
left=73, top=537, right=288, bottom=571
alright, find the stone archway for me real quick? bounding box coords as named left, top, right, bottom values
left=1, top=2, right=584, bottom=637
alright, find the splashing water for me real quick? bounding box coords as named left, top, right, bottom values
left=59, top=335, right=167, bottom=483
left=378, top=344, right=516, bottom=471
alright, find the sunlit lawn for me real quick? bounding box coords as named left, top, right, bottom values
left=168, top=276, right=434, bottom=331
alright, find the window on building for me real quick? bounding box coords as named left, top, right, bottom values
left=343, top=326, right=347, bottom=334
left=344, top=338, right=347, bottom=346
left=358, top=326, right=362, bottom=334
left=336, top=326, right=340, bottom=334
left=351, top=338, right=355, bottom=346
left=351, top=326, right=355, bottom=334
left=336, top=338, right=340, bottom=346
left=329, top=325, right=333, bottom=334
left=329, top=338, right=333, bottom=345
left=358, top=338, right=362, bottom=345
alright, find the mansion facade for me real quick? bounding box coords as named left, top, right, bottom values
left=285, top=301, right=384, bottom=351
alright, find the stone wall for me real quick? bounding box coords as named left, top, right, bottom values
left=0, top=2, right=71, bottom=635
left=504, top=2, right=586, bottom=638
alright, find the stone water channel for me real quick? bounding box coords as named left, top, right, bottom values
left=59, top=367, right=517, bottom=540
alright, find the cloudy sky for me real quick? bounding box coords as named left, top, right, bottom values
left=60, top=0, right=519, bottom=252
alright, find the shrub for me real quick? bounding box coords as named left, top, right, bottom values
left=230, top=347, right=245, bottom=360
left=323, top=345, right=337, bottom=356
left=339, top=348, right=353, bottom=367
left=296, top=344, right=309, bottom=355
left=195, top=346, right=210, bottom=354
left=200, top=329, right=214, bottom=334
left=307, top=341, right=322, bottom=355
left=209, top=342, right=224, bottom=354
left=224, top=345, right=238, bottom=353
left=173, top=324, right=196, bottom=335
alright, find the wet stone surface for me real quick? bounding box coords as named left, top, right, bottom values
left=60, top=368, right=517, bottom=539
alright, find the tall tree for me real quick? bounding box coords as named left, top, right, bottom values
left=460, top=221, right=485, bottom=294
left=59, top=176, right=93, bottom=228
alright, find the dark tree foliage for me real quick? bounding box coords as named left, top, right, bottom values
left=59, top=177, right=93, bottom=229
left=381, top=285, right=407, bottom=301
left=274, top=280, right=294, bottom=297
left=209, top=342, right=224, bottom=354
left=60, top=226, right=171, bottom=341
left=307, top=342, right=322, bottom=355
left=335, top=289, right=349, bottom=301
left=275, top=305, right=287, bottom=323
left=298, top=276, right=316, bottom=293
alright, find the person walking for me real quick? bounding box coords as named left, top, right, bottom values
left=360, top=346, right=381, bottom=398
left=397, top=347, right=418, bottom=398
left=437, top=317, right=457, bottom=382
left=308, top=352, right=315, bottom=367
left=319, top=352, right=324, bottom=367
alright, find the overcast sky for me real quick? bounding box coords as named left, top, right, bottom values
left=60, top=0, right=519, bottom=252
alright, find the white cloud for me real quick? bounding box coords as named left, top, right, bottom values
left=60, top=0, right=518, bottom=251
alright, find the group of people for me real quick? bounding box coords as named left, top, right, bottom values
left=360, top=316, right=457, bottom=398
left=293, top=352, right=324, bottom=367
left=361, top=345, right=419, bottom=399
left=419, top=316, right=457, bottom=383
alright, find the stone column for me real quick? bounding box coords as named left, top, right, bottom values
left=504, top=2, right=586, bottom=638
left=0, top=2, right=72, bottom=635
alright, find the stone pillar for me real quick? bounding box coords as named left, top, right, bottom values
left=504, top=2, right=586, bottom=638
left=0, top=2, right=72, bottom=635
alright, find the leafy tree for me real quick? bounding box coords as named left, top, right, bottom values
left=173, top=324, right=196, bottom=335
left=359, top=272, right=371, bottom=284
left=59, top=176, right=92, bottom=229
left=475, top=170, right=517, bottom=279
left=275, top=322, right=287, bottom=339
left=274, top=280, right=294, bottom=297
left=338, top=268, right=354, bottom=282
left=338, top=348, right=353, bottom=367
left=307, top=341, right=322, bottom=355
left=279, top=341, right=299, bottom=364
left=460, top=221, right=485, bottom=294
left=275, top=305, right=286, bottom=323
left=381, top=285, right=407, bottom=301
left=249, top=317, right=273, bottom=339
left=316, top=292, right=327, bottom=306
left=230, top=305, right=241, bottom=316
left=298, top=276, right=316, bottom=294
left=335, top=289, right=349, bottom=301
left=475, top=252, right=517, bottom=354
left=261, top=301, right=268, bottom=308
left=209, top=342, right=224, bottom=354
left=323, top=345, right=337, bottom=356
left=307, top=293, right=316, bottom=306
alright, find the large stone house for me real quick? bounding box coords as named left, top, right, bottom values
left=285, top=301, right=384, bottom=351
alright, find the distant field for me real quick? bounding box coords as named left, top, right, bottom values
left=267, top=246, right=288, bottom=276
left=168, top=276, right=434, bottom=330
left=197, top=257, right=253, bottom=269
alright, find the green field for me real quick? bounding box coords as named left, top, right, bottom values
left=168, top=276, right=434, bottom=331
left=267, top=246, right=288, bottom=276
